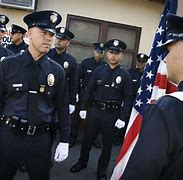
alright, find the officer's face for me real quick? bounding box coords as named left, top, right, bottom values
left=10, top=32, right=24, bottom=44
left=166, top=41, right=183, bottom=84
left=106, top=50, right=123, bottom=67
left=93, top=50, right=104, bottom=61
left=54, top=38, right=70, bottom=50
left=27, top=27, right=54, bottom=55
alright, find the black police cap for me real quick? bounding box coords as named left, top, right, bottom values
left=11, top=24, right=27, bottom=34
left=105, top=39, right=127, bottom=52
left=136, top=53, right=148, bottom=63
left=55, top=27, right=74, bottom=40
left=161, top=13, right=183, bottom=49
left=0, top=14, right=9, bottom=31
left=23, top=10, right=62, bottom=34
left=93, top=42, right=105, bottom=53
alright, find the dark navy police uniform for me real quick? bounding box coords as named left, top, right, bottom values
left=0, top=44, right=14, bottom=60
left=48, top=48, right=77, bottom=105
left=123, top=82, right=183, bottom=180
left=70, top=43, right=106, bottom=142
left=0, top=10, right=69, bottom=180
left=71, top=50, right=133, bottom=177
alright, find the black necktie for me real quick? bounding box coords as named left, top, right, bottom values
left=28, top=61, right=40, bottom=126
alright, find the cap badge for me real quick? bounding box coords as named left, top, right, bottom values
left=113, top=40, right=119, bottom=46
left=63, top=61, right=69, bottom=69
left=140, top=54, right=144, bottom=58
left=47, top=74, right=55, bottom=86
left=116, top=76, right=122, bottom=84
left=60, top=27, right=65, bottom=33
left=0, top=16, right=5, bottom=23
left=50, top=12, right=58, bottom=23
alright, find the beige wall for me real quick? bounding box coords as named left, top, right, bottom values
left=0, top=0, right=164, bottom=55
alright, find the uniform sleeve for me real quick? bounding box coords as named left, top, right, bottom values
left=119, top=72, right=133, bottom=121
left=68, top=59, right=78, bottom=105
left=0, top=61, right=5, bottom=111
left=122, top=104, right=170, bottom=180
left=55, top=70, right=70, bottom=143
left=76, top=61, right=85, bottom=94
left=80, top=70, right=97, bottom=110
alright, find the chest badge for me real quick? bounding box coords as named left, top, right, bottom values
left=47, top=74, right=55, bottom=87
left=39, top=85, right=45, bottom=92
left=63, top=61, right=69, bottom=69
left=116, top=76, right=122, bottom=84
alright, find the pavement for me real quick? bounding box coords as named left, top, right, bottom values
left=14, top=136, right=121, bottom=180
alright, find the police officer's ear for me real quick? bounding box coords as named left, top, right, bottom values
left=66, top=39, right=71, bottom=47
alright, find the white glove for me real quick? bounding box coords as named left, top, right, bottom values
left=79, top=110, right=87, bottom=119
left=69, top=104, right=75, bottom=114
left=76, top=94, right=79, bottom=102
left=54, top=142, right=69, bottom=162
left=115, top=119, right=125, bottom=129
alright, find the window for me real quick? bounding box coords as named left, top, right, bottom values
left=66, top=14, right=141, bottom=70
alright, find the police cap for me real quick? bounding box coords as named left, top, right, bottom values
left=23, top=10, right=62, bottom=34
left=55, top=27, right=74, bottom=40
left=11, top=24, right=27, bottom=34
left=161, top=13, right=183, bottom=50
left=93, top=42, right=105, bottom=53
left=105, top=39, right=127, bottom=52
left=0, top=14, right=9, bottom=32
left=136, top=53, right=148, bottom=63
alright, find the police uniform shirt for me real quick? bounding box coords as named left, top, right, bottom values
left=128, top=68, right=143, bottom=99
left=47, top=48, right=78, bottom=105
left=0, top=50, right=70, bottom=142
left=0, top=44, right=14, bottom=60
left=77, top=56, right=106, bottom=93
left=122, top=81, right=183, bottom=180
left=6, top=41, right=28, bottom=54
left=81, top=64, right=133, bottom=121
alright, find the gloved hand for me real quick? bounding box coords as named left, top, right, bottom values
left=69, top=104, right=75, bottom=114
left=54, top=142, right=69, bottom=162
left=115, top=119, right=125, bottom=129
left=76, top=94, right=79, bottom=102
left=79, top=110, right=87, bottom=119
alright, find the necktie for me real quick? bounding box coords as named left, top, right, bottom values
left=28, top=61, right=40, bottom=126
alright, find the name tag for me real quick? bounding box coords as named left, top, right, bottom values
left=87, top=70, right=92, bottom=73
left=12, top=84, right=23, bottom=87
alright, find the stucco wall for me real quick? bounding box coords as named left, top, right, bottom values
left=0, top=0, right=164, bottom=55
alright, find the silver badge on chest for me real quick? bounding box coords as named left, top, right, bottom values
left=63, top=61, right=69, bottom=69
left=116, top=76, right=122, bottom=84
left=47, top=74, right=55, bottom=86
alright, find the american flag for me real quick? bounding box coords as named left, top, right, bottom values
left=111, top=0, right=178, bottom=179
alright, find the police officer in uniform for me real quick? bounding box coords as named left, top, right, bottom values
left=128, top=53, right=148, bottom=102
left=48, top=26, right=78, bottom=115
left=70, top=39, right=133, bottom=180
left=70, top=42, right=106, bottom=148
left=7, top=24, right=28, bottom=53
left=0, top=10, right=70, bottom=180
left=0, top=14, right=9, bottom=44
left=122, top=13, right=183, bottom=180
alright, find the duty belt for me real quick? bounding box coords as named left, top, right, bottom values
left=0, top=115, right=52, bottom=136
left=92, top=101, right=121, bottom=111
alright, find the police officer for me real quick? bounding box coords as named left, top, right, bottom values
left=7, top=24, right=28, bottom=53
left=0, top=14, right=9, bottom=44
left=128, top=53, right=148, bottom=102
left=47, top=26, right=78, bottom=115
left=70, top=39, right=133, bottom=180
left=0, top=10, right=70, bottom=180
left=69, top=42, right=106, bottom=148
left=122, top=13, right=183, bottom=180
